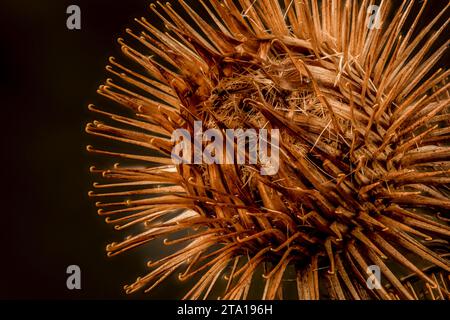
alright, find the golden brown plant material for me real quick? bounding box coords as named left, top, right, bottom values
left=86, top=0, right=450, bottom=300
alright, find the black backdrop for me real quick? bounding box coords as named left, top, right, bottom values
left=0, top=0, right=448, bottom=300
left=0, top=0, right=188, bottom=300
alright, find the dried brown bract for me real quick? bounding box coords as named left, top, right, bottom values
left=87, top=0, right=450, bottom=299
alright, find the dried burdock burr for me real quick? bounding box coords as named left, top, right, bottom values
left=86, top=0, right=450, bottom=300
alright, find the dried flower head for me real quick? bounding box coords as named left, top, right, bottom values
left=87, top=0, right=450, bottom=299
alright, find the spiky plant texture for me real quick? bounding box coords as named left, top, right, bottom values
left=87, top=0, right=450, bottom=300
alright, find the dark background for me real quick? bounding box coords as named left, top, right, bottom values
left=0, top=0, right=448, bottom=300
left=0, top=0, right=190, bottom=300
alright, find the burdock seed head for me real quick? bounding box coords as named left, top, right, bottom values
left=86, top=0, right=450, bottom=300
